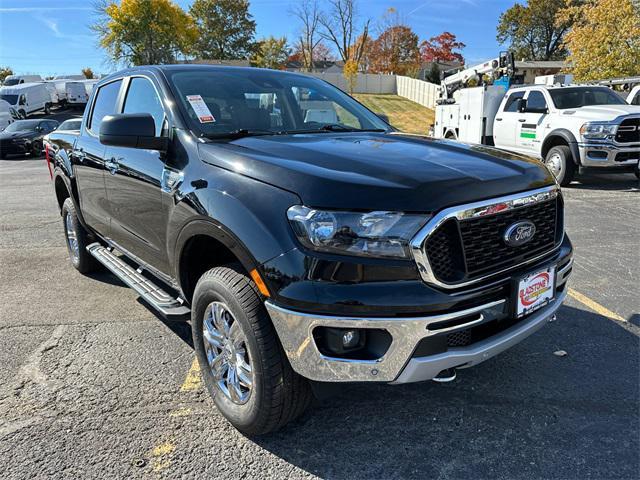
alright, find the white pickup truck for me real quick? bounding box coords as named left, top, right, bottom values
left=435, top=84, right=640, bottom=185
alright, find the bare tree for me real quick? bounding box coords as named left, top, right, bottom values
left=290, top=0, right=321, bottom=71
left=318, top=0, right=370, bottom=64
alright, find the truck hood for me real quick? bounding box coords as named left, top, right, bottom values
left=198, top=132, right=555, bottom=211
left=561, top=104, right=640, bottom=122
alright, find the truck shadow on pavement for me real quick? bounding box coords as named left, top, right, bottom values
left=569, top=172, right=639, bottom=191
left=251, top=304, right=639, bottom=479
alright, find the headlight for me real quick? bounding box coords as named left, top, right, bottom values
left=287, top=206, right=428, bottom=259
left=579, top=122, right=617, bottom=139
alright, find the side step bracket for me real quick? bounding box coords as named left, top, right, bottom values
left=87, top=243, right=190, bottom=320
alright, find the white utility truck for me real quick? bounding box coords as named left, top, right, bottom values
left=0, top=83, right=52, bottom=118
left=433, top=53, right=640, bottom=184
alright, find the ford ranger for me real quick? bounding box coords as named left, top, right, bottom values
left=47, top=65, right=573, bottom=435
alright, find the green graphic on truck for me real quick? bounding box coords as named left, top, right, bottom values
left=520, top=124, right=537, bottom=139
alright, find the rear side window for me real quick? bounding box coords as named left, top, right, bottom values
left=89, top=80, right=122, bottom=134
left=527, top=91, right=547, bottom=110
left=123, top=77, right=166, bottom=136
left=631, top=93, right=640, bottom=106
left=504, top=91, right=525, bottom=112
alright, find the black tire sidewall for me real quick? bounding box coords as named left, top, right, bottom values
left=191, top=271, right=268, bottom=432
left=61, top=198, right=95, bottom=273
left=546, top=145, right=575, bottom=186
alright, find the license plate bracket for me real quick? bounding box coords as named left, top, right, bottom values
left=513, top=265, right=556, bottom=318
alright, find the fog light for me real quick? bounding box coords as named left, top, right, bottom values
left=342, top=330, right=359, bottom=348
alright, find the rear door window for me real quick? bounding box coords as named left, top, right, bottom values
left=88, top=80, right=122, bottom=134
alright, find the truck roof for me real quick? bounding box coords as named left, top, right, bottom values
left=0, top=82, right=48, bottom=92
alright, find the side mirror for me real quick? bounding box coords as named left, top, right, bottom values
left=99, top=114, right=168, bottom=151
left=376, top=112, right=390, bottom=124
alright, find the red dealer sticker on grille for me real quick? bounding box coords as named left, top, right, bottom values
left=516, top=267, right=555, bottom=318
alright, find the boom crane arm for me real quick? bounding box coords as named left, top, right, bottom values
left=440, top=51, right=515, bottom=101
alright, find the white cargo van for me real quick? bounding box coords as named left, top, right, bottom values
left=82, top=79, right=99, bottom=97
left=2, top=75, right=43, bottom=86
left=65, top=81, right=89, bottom=107
left=40, top=82, right=60, bottom=105
left=0, top=83, right=51, bottom=118
left=0, top=99, right=16, bottom=131
left=44, top=80, right=69, bottom=104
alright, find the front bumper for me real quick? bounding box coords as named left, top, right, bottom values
left=0, top=140, right=31, bottom=155
left=578, top=141, right=640, bottom=168
left=266, top=256, right=573, bottom=384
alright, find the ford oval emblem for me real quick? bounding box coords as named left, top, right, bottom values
left=504, top=221, right=536, bottom=247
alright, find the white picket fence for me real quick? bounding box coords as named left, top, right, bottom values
left=300, top=72, right=440, bottom=109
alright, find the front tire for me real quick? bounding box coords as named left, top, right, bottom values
left=545, top=145, right=576, bottom=186
left=61, top=198, right=98, bottom=274
left=192, top=266, right=311, bottom=435
left=44, top=103, right=51, bottom=115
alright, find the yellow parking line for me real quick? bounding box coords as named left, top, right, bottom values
left=150, top=441, right=175, bottom=472
left=568, top=288, right=627, bottom=323
left=180, top=358, right=202, bottom=392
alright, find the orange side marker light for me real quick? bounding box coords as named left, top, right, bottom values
left=250, top=269, right=270, bottom=297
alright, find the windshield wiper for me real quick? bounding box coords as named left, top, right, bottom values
left=287, top=124, right=387, bottom=134
left=202, top=129, right=278, bottom=140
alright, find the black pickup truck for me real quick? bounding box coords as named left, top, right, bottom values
left=47, top=65, right=573, bottom=435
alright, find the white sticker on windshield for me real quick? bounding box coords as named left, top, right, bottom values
left=186, top=94, right=215, bottom=123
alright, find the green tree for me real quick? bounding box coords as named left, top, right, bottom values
left=93, top=0, right=197, bottom=66
left=189, top=0, right=256, bottom=60
left=252, top=37, right=290, bottom=69
left=559, top=0, right=640, bottom=80
left=497, top=0, right=574, bottom=60
left=0, top=67, right=13, bottom=83
left=82, top=67, right=94, bottom=79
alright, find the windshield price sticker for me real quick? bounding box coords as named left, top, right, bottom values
left=186, top=95, right=216, bottom=123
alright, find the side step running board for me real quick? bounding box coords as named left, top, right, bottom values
left=87, top=243, right=190, bottom=320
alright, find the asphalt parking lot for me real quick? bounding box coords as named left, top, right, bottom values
left=0, top=131, right=638, bottom=478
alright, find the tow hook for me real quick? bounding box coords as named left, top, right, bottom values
left=432, top=368, right=457, bottom=383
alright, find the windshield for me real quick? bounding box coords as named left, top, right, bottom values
left=167, top=69, right=389, bottom=138
left=0, top=94, right=18, bottom=105
left=59, top=119, right=82, bottom=130
left=4, top=120, right=40, bottom=132
left=549, top=87, right=627, bottom=109
left=3, top=78, right=19, bottom=86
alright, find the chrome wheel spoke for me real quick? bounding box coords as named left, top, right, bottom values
left=202, top=301, right=253, bottom=405
left=236, top=362, right=252, bottom=388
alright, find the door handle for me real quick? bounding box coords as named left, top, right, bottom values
left=105, top=157, right=119, bottom=175
left=495, top=118, right=502, bottom=121
left=518, top=119, right=526, bottom=122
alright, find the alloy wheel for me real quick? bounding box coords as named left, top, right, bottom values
left=202, top=301, right=253, bottom=405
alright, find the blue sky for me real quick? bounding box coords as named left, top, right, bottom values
left=0, top=0, right=516, bottom=76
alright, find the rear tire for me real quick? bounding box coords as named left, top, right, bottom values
left=191, top=266, right=311, bottom=436
left=545, top=145, right=576, bottom=186
left=61, top=198, right=98, bottom=274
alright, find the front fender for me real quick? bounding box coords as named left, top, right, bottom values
left=167, top=166, right=302, bottom=282
left=542, top=129, right=580, bottom=165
